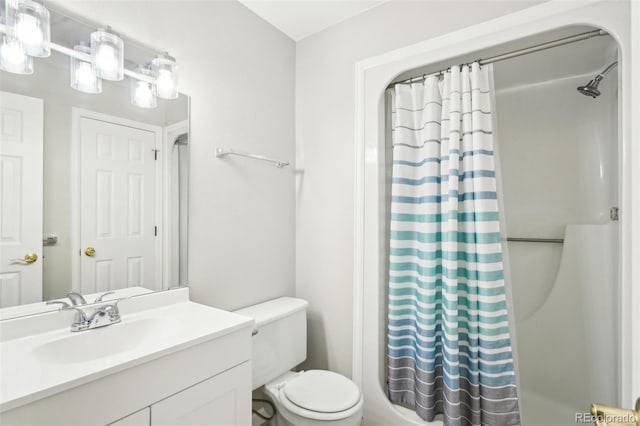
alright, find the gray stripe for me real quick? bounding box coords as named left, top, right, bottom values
left=445, top=109, right=491, bottom=115
left=392, top=121, right=442, bottom=131
left=388, top=358, right=521, bottom=425
left=393, top=129, right=493, bottom=148
left=394, top=139, right=441, bottom=148
left=392, top=101, right=442, bottom=113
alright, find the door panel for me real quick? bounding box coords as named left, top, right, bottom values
left=79, top=117, right=157, bottom=294
left=0, top=91, right=43, bottom=307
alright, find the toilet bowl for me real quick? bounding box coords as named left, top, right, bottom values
left=264, top=370, right=363, bottom=426
left=234, top=297, right=363, bottom=426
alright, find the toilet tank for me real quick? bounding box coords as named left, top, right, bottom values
left=235, top=297, right=308, bottom=390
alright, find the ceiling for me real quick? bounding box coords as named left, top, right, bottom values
left=237, top=0, right=391, bottom=41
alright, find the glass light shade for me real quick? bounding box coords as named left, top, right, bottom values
left=70, top=43, right=101, bottom=94
left=90, top=28, right=124, bottom=81
left=131, top=67, right=157, bottom=108
left=0, top=35, right=33, bottom=74
left=151, top=52, right=178, bottom=99
left=10, top=0, right=50, bottom=57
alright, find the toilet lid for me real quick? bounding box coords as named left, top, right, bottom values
left=283, top=370, right=361, bottom=414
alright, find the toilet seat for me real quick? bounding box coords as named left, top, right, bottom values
left=284, top=370, right=360, bottom=413
left=267, top=371, right=363, bottom=422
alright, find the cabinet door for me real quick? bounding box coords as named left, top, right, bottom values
left=109, top=408, right=150, bottom=426
left=151, top=362, right=250, bottom=426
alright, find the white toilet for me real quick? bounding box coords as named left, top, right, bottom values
left=235, top=297, right=363, bottom=426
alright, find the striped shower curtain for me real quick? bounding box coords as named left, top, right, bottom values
left=387, top=63, right=520, bottom=426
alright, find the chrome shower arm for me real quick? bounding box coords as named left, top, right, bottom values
left=598, top=61, right=618, bottom=78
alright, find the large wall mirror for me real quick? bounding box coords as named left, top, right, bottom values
left=0, top=4, right=190, bottom=318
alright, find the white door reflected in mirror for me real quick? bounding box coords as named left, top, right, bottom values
left=76, top=111, right=161, bottom=294
left=0, top=91, right=43, bottom=307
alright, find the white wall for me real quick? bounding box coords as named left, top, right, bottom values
left=54, top=1, right=296, bottom=310
left=295, top=0, right=542, bottom=376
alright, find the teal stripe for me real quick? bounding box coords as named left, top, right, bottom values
left=390, top=247, right=503, bottom=263
left=390, top=230, right=501, bottom=244
left=392, top=149, right=495, bottom=167
left=389, top=310, right=509, bottom=334
left=392, top=191, right=497, bottom=204
left=388, top=291, right=507, bottom=313
left=391, top=211, right=499, bottom=223
left=389, top=262, right=504, bottom=281
left=389, top=313, right=509, bottom=332
left=389, top=274, right=505, bottom=290
left=393, top=170, right=495, bottom=186
left=389, top=281, right=506, bottom=298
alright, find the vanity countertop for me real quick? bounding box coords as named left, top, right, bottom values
left=0, top=289, right=253, bottom=412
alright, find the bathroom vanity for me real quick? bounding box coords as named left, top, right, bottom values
left=0, top=289, right=253, bottom=426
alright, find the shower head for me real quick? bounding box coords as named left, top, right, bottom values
left=577, top=75, right=603, bottom=98
left=577, top=61, right=618, bottom=99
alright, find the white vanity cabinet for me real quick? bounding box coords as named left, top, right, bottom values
left=0, top=292, right=254, bottom=426
left=151, top=362, right=250, bottom=426
left=109, top=362, right=251, bottom=426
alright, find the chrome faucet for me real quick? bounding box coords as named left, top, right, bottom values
left=47, top=292, right=89, bottom=325
left=59, top=299, right=123, bottom=332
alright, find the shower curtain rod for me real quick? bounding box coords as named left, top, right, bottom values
left=390, top=29, right=607, bottom=87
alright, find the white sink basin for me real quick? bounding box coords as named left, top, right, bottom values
left=0, top=289, right=253, bottom=413
left=32, top=317, right=172, bottom=364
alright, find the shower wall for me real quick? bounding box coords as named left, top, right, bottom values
left=493, top=35, right=619, bottom=422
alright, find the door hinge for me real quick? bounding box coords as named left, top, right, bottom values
left=152, top=149, right=159, bottom=160
left=154, top=226, right=158, bottom=236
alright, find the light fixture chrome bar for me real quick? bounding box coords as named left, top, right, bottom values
left=52, top=41, right=156, bottom=84
left=506, top=237, right=564, bottom=243
left=0, top=24, right=155, bottom=84
left=391, top=29, right=607, bottom=87
left=215, top=147, right=289, bottom=168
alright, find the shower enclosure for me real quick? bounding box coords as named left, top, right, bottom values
left=492, top=32, right=619, bottom=424
left=353, top=2, right=636, bottom=425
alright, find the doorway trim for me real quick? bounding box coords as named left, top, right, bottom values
left=352, top=0, right=638, bottom=421
left=162, top=120, right=189, bottom=290
left=70, top=108, right=163, bottom=294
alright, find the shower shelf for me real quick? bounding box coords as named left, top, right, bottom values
left=215, top=147, right=289, bottom=168
left=506, top=237, right=564, bottom=243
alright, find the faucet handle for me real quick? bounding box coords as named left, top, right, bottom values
left=66, top=292, right=87, bottom=306
left=94, top=291, right=115, bottom=303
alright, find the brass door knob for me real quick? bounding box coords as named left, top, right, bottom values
left=24, top=253, right=38, bottom=263
left=84, top=247, right=96, bottom=257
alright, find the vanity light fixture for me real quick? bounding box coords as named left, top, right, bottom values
left=131, top=65, right=157, bottom=108
left=8, top=0, right=50, bottom=57
left=70, top=42, right=101, bottom=94
left=0, top=5, right=180, bottom=107
left=90, top=27, right=124, bottom=81
left=152, top=52, right=178, bottom=100
left=0, top=34, right=33, bottom=74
